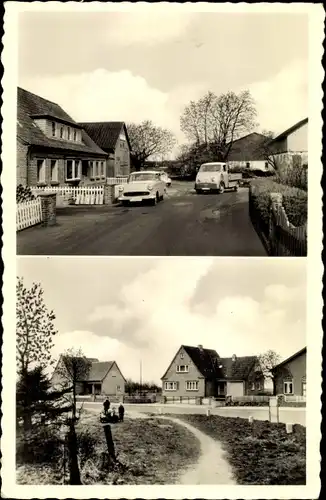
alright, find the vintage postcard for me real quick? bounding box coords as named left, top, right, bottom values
left=1, top=1, right=324, bottom=499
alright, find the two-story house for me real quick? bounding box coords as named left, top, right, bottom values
left=51, top=355, right=126, bottom=396
left=161, top=345, right=264, bottom=399
left=269, top=117, right=308, bottom=171
left=17, top=87, right=108, bottom=187
left=227, top=132, right=271, bottom=171
left=78, top=122, right=131, bottom=178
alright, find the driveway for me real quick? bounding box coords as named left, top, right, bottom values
left=17, top=182, right=266, bottom=256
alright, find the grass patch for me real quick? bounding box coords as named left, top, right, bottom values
left=174, top=414, right=306, bottom=485
left=16, top=411, right=200, bottom=485
left=250, top=178, right=307, bottom=228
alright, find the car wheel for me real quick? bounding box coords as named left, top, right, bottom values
left=218, top=183, right=225, bottom=194
left=234, top=183, right=239, bottom=192
left=196, top=189, right=202, bottom=194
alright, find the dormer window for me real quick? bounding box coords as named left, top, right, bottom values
left=73, top=129, right=77, bottom=141
left=67, top=127, right=71, bottom=140
left=51, top=121, right=56, bottom=137
left=60, top=126, right=64, bottom=139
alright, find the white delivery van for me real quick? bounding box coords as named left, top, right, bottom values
left=195, top=162, right=242, bottom=194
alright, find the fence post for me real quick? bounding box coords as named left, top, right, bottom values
left=38, top=192, right=57, bottom=226
left=269, top=193, right=283, bottom=255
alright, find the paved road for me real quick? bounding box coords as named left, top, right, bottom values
left=81, top=402, right=306, bottom=426
left=17, top=182, right=266, bottom=256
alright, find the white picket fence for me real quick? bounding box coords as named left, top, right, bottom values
left=16, top=198, right=43, bottom=231
left=32, top=186, right=104, bottom=205
left=284, top=395, right=306, bottom=403
left=107, top=177, right=128, bottom=185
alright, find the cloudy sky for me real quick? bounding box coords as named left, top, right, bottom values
left=17, top=257, right=306, bottom=384
left=17, top=6, right=309, bottom=154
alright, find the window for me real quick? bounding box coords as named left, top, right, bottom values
left=116, top=385, right=121, bottom=392
left=66, top=159, right=81, bottom=180
left=176, top=365, right=189, bottom=373
left=180, top=353, right=184, bottom=359
left=67, top=127, right=71, bottom=140
left=50, top=160, right=58, bottom=182
left=164, top=382, right=178, bottom=391
left=37, top=159, right=46, bottom=183
left=284, top=380, right=293, bottom=394
left=246, top=162, right=251, bottom=168
left=95, top=161, right=99, bottom=177
left=251, top=382, right=255, bottom=391
left=73, top=129, right=77, bottom=141
left=101, top=161, right=105, bottom=177
left=51, top=122, right=56, bottom=137
left=60, top=126, right=64, bottom=139
left=186, top=381, right=198, bottom=391
left=302, top=382, right=306, bottom=397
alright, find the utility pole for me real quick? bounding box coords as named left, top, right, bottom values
left=140, top=360, right=142, bottom=396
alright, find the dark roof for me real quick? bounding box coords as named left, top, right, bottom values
left=272, top=347, right=307, bottom=372
left=87, top=361, right=114, bottom=382
left=227, top=132, right=269, bottom=161
left=182, top=345, right=221, bottom=379
left=218, top=356, right=258, bottom=380
left=78, top=121, right=131, bottom=153
left=17, top=87, right=107, bottom=156
left=271, top=118, right=308, bottom=143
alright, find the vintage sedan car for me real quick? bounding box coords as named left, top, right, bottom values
left=159, top=171, right=172, bottom=187
left=118, top=171, right=166, bottom=206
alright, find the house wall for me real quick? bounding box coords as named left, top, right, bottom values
left=162, top=346, right=206, bottom=397
left=287, top=123, right=308, bottom=152
left=101, top=362, right=126, bottom=395
left=245, top=363, right=265, bottom=395
left=274, top=351, right=306, bottom=396
left=17, top=139, right=29, bottom=185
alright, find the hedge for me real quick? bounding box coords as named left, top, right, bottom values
left=250, top=178, right=307, bottom=228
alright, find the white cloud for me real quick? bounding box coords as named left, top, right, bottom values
left=52, top=261, right=305, bottom=384
left=264, top=284, right=304, bottom=304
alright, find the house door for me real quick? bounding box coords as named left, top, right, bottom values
left=217, top=382, right=226, bottom=396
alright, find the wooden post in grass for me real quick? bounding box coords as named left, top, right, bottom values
left=102, top=423, right=116, bottom=462
left=286, top=423, right=293, bottom=434
left=248, top=416, right=254, bottom=424
left=206, top=408, right=211, bottom=417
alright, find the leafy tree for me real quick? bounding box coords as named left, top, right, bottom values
left=16, top=277, right=57, bottom=375
left=128, top=120, right=177, bottom=170
left=125, top=378, right=161, bottom=395
left=180, top=90, right=257, bottom=160
left=258, top=350, right=281, bottom=395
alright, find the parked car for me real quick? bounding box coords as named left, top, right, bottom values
left=195, top=162, right=242, bottom=194
left=159, top=171, right=172, bottom=187
left=118, top=171, right=166, bottom=206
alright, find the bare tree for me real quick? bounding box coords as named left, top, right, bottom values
left=16, top=277, right=57, bottom=376
left=255, top=130, right=277, bottom=170
left=55, top=348, right=92, bottom=485
left=128, top=120, right=177, bottom=170
left=180, top=90, right=257, bottom=160
left=258, top=350, right=281, bottom=396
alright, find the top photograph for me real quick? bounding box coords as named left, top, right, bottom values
left=14, top=6, right=314, bottom=257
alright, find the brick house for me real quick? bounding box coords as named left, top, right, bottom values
left=17, top=87, right=108, bottom=187
left=51, top=355, right=126, bottom=396
left=272, top=347, right=306, bottom=397
left=161, top=345, right=264, bottom=399
left=78, top=122, right=131, bottom=178
left=227, top=132, right=270, bottom=171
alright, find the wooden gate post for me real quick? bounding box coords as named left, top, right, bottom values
left=103, top=423, right=116, bottom=461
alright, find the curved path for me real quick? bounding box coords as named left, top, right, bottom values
left=158, top=416, right=235, bottom=485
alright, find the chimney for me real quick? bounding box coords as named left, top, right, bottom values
left=198, top=344, right=203, bottom=350
left=232, top=354, right=237, bottom=362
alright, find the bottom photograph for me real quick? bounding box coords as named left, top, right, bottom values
left=16, top=257, right=307, bottom=486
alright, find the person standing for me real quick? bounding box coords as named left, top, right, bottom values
left=118, top=403, right=125, bottom=422
left=103, top=398, right=110, bottom=415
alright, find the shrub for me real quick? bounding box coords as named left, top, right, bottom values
left=16, top=426, right=63, bottom=465
left=16, top=184, right=36, bottom=203
left=250, top=178, right=307, bottom=228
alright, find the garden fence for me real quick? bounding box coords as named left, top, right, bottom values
left=32, top=185, right=104, bottom=205
left=16, top=198, right=43, bottom=231
left=106, top=177, right=128, bottom=185
left=249, top=188, right=307, bottom=256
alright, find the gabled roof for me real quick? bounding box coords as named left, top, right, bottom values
left=182, top=345, right=221, bottom=379
left=17, top=87, right=107, bottom=156
left=227, top=132, right=269, bottom=161
left=87, top=361, right=114, bottom=382
left=272, top=347, right=307, bottom=372
left=218, top=356, right=258, bottom=380
left=271, top=118, right=308, bottom=143
left=78, top=121, right=131, bottom=153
